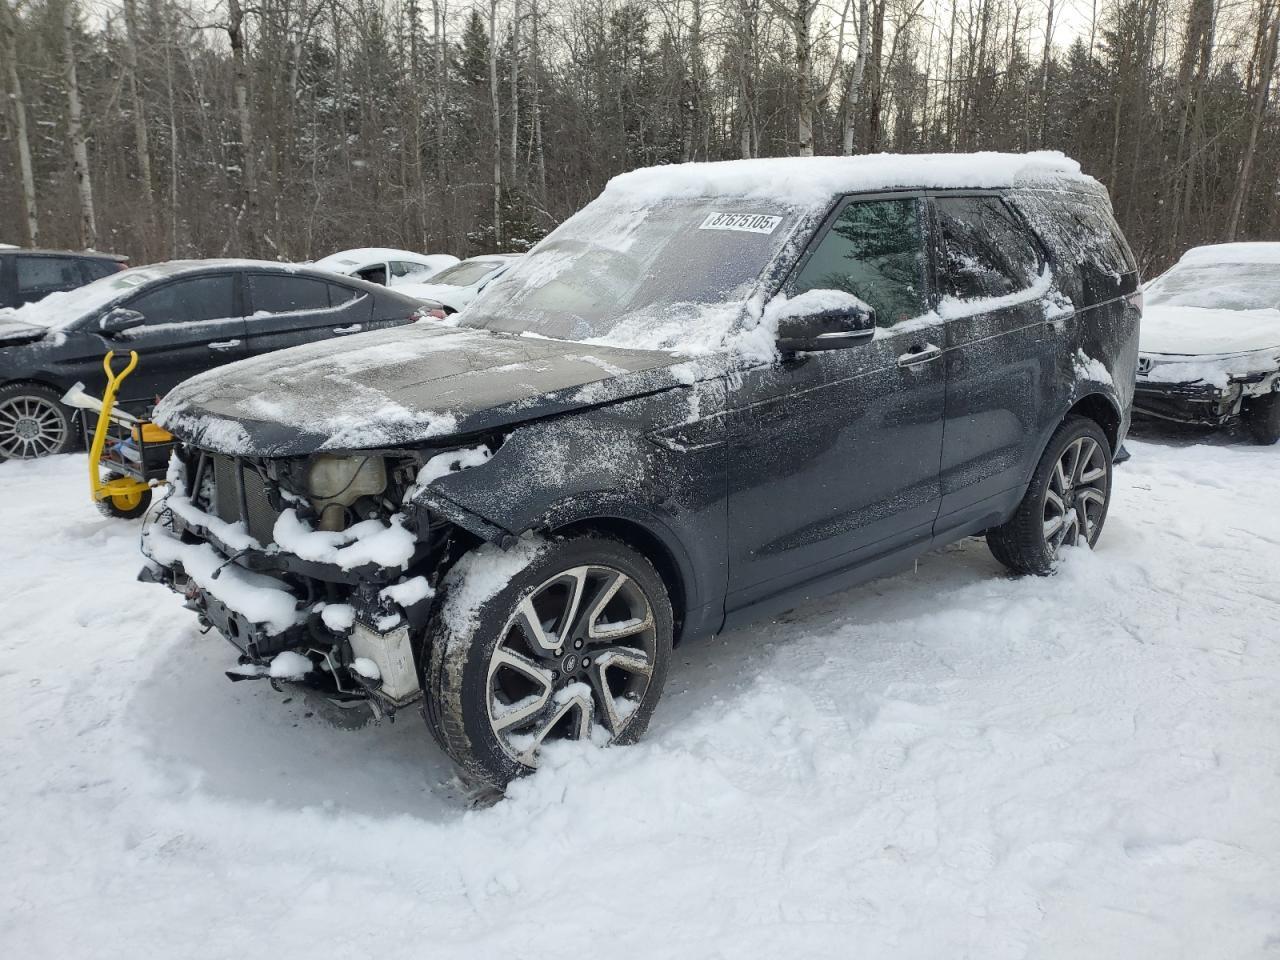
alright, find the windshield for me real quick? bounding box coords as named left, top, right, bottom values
left=459, top=198, right=801, bottom=350
left=1147, top=262, right=1280, bottom=311
left=5, top=266, right=166, bottom=330
left=430, top=259, right=504, bottom=287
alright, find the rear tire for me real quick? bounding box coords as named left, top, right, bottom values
left=1242, top=391, right=1280, bottom=445
left=422, top=535, right=673, bottom=790
left=95, top=471, right=153, bottom=519
left=0, top=383, right=76, bottom=460
left=986, top=416, right=1113, bottom=576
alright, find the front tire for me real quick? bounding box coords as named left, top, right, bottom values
left=1243, top=391, right=1280, bottom=445
left=0, top=383, right=76, bottom=460
left=987, top=416, right=1113, bottom=575
left=423, top=536, right=673, bottom=789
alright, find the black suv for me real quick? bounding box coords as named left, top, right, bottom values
left=0, top=260, right=425, bottom=459
left=140, top=153, right=1140, bottom=789
left=0, top=247, right=128, bottom=307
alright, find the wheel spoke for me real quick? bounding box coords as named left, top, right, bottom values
left=514, top=595, right=558, bottom=654
left=588, top=646, right=652, bottom=736
left=514, top=687, right=594, bottom=763
left=1052, top=458, right=1068, bottom=494
left=488, top=648, right=553, bottom=733
left=1073, top=439, right=1097, bottom=483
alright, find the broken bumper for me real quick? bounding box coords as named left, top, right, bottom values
left=1132, top=380, right=1241, bottom=426
left=140, top=502, right=432, bottom=713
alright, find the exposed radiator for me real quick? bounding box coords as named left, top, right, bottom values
left=208, top=455, right=281, bottom=546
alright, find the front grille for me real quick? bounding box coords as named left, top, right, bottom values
left=207, top=454, right=282, bottom=545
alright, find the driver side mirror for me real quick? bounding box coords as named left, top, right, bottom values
left=98, top=307, right=145, bottom=336
left=772, top=290, right=876, bottom=353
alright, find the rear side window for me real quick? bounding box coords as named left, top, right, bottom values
left=791, top=198, right=928, bottom=327
left=1020, top=191, right=1136, bottom=305
left=17, top=256, right=82, bottom=296
left=934, top=196, right=1043, bottom=301
left=127, top=275, right=238, bottom=325
left=249, top=274, right=333, bottom=313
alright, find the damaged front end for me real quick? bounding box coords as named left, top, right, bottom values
left=140, top=444, right=486, bottom=719
left=1134, top=351, right=1280, bottom=426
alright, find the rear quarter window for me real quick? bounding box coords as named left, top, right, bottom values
left=1015, top=190, right=1137, bottom=307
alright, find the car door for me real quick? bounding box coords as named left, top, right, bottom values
left=928, top=193, right=1075, bottom=533
left=724, top=195, right=945, bottom=623
left=243, top=272, right=376, bottom=356
left=106, top=272, right=249, bottom=410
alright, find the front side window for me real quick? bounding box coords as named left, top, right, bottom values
left=935, top=196, right=1043, bottom=301
left=17, top=256, right=81, bottom=295
left=127, top=275, right=237, bottom=325
left=248, top=274, right=332, bottom=314
left=790, top=198, right=927, bottom=327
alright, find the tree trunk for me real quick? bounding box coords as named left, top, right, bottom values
left=123, top=0, right=154, bottom=250
left=489, top=0, right=502, bottom=246
left=0, top=0, right=39, bottom=244
left=1227, top=13, right=1278, bottom=240
left=227, top=0, right=259, bottom=257
left=529, top=0, right=545, bottom=193
left=509, top=0, right=520, bottom=179
left=794, top=3, right=814, bottom=155
left=842, top=0, right=869, bottom=154
left=61, top=0, right=96, bottom=249
left=1038, top=0, right=1054, bottom=145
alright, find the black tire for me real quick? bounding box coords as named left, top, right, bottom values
left=0, top=382, right=76, bottom=460
left=986, top=416, right=1113, bottom=576
left=1242, top=391, right=1280, bottom=445
left=95, top=471, right=153, bottom=519
left=423, top=535, right=673, bottom=790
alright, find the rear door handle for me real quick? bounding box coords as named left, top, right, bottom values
left=897, top=343, right=942, bottom=368
left=208, top=339, right=242, bottom=351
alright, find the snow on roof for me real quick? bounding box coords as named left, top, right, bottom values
left=602, top=151, right=1091, bottom=208
left=313, top=248, right=459, bottom=271
left=1179, top=243, right=1280, bottom=266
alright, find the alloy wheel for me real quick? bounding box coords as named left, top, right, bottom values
left=486, top=564, right=657, bottom=765
left=1042, top=435, right=1108, bottom=556
left=0, top=395, right=68, bottom=459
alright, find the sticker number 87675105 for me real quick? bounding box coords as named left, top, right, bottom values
left=698, top=212, right=783, bottom=234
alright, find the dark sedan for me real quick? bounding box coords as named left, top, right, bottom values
left=0, top=259, right=427, bottom=459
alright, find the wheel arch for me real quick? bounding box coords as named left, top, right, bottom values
left=1066, top=390, right=1123, bottom=455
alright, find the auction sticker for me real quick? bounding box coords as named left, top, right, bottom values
left=699, top=212, right=783, bottom=234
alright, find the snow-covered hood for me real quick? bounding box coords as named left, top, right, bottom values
left=154, top=323, right=694, bottom=456
left=396, top=281, right=472, bottom=312
left=1140, top=304, right=1280, bottom=356
left=0, top=316, right=49, bottom=347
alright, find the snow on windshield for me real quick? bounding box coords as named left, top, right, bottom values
left=5, top=266, right=165, bottom=329
left=1147, top=262, right=1280, bottom=312
left=459, top=198, right=803, bottom=354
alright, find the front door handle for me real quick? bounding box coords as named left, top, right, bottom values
left=208, top=339, right=242, bottom=351
left=897, top=343, right=942, bottom=368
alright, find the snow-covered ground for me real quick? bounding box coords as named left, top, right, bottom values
left=2, top=433, right=1278, bottom=958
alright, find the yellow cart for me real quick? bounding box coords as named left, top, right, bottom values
left=61, top=350, right=177, bottom=519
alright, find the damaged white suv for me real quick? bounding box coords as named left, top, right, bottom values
left=140, top=152, right=1139, bottom=789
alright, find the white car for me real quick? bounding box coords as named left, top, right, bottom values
left=396, top=254, right=520, bottom=316
left=1135, top=242, right=1280, bottom=444
left=311, top=248, right=459, bottom=288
